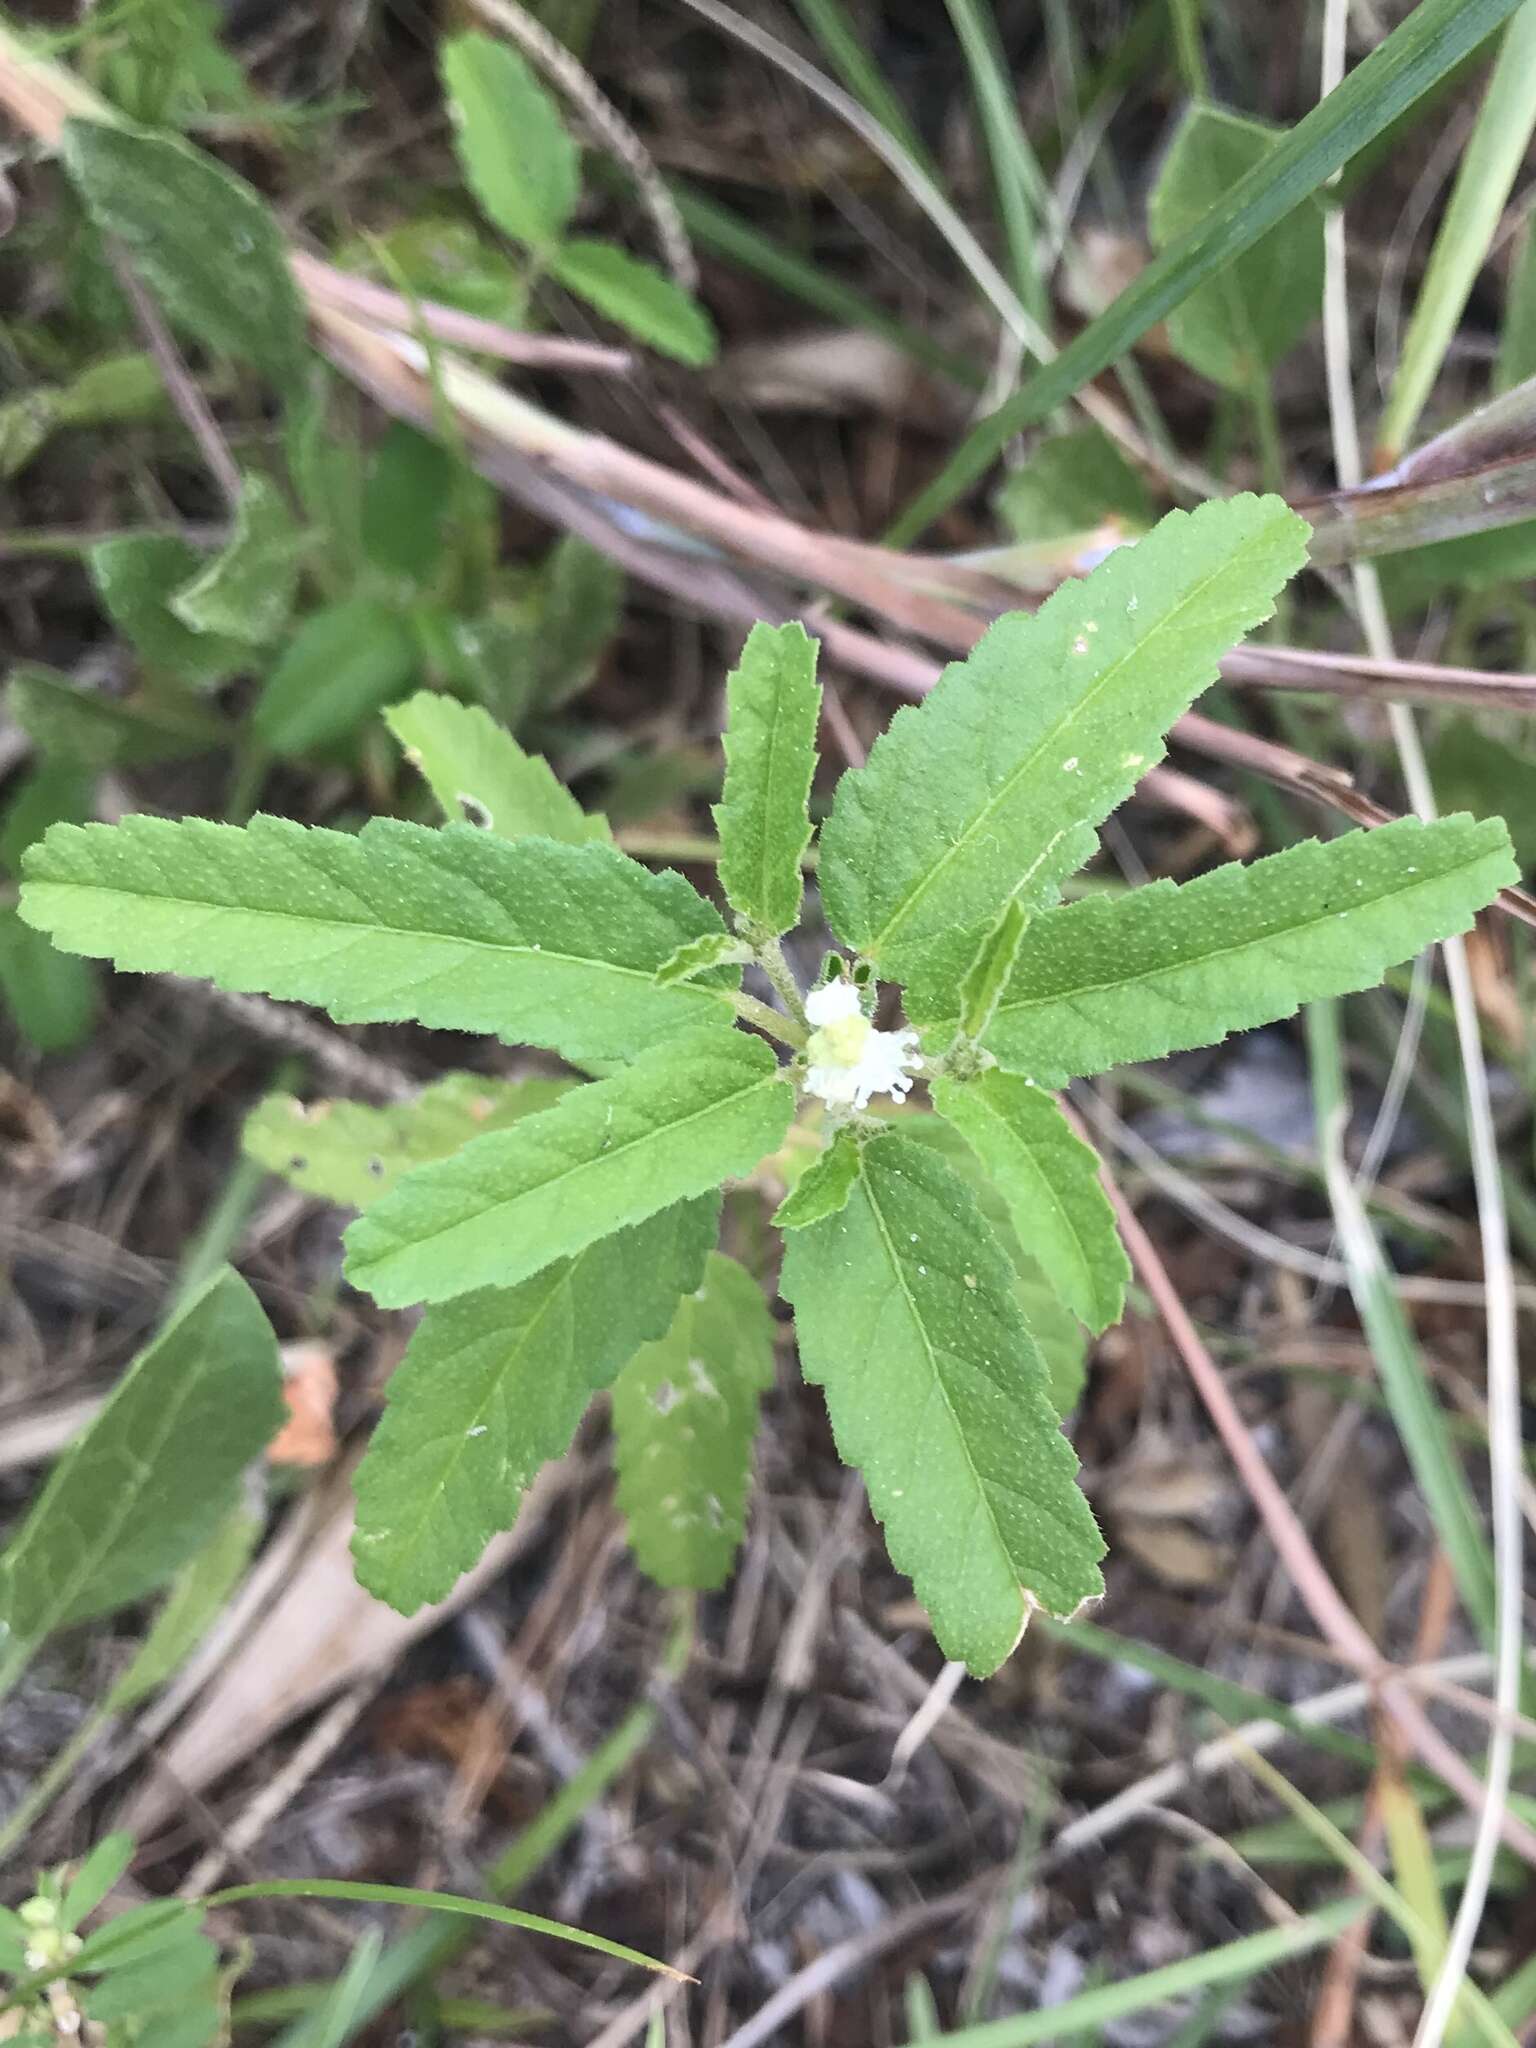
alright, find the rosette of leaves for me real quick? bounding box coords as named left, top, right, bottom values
left=19, top=498, right=1516, bottom=1675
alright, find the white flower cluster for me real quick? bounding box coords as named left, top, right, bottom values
left=802, top=977, right=921, bottom=1112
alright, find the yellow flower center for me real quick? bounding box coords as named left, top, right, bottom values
left=807, top=1013, right=871, bottom=1068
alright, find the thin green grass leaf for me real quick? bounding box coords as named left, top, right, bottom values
left=1377, top=0, right=1536, bottom=459
left=1306, top=999, right=1496, bottom=1641
left=924, top=1897, right=1368, bottom=2044
left=889, top=0, right=1529, bottom=540
left=202, top=1881, right=685, bottom=1981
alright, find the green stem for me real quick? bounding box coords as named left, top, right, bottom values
left=1169, top=0, right=1210, bottom=97
left=267, top=1602, right=694, bottom=2048
left=725, top=987, right=806, bottom=1050
left=0, top=1636, right=33, bottom=1715
left=752, top=939, right=809, bottom=1029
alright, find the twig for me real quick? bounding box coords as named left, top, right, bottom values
left=1053, top=1648, right=1494, bottom=1863
left=1080, top=1090, right=1536, bottom=1313
left=289, top=251, right=634, bottom=373
left=107, top=249, right=242, bottom=511
left=669, top=0, right=1209, bottom=500
left=192, top=986, right=415, bottom=1101
left=1321, top=5, right=1525, bottom=2034
left=1099, top=1158, right=1536, bottom=1867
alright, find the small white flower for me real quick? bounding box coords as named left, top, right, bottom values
left=803, top=977, right=922, bottom=1112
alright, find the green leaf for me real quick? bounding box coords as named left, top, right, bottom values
left=90, top=535, right=249, bottom=689
left=61, top=1835, right=136, bottom=1931
left=1497, top=218, right=1536, bottom=394
left=109, top=1501, right=263, bottom=1711
left=385, top=692, right=608, bottom=843
left=780, top=1134, right=1104, bottom=1673
left=171, top=475, right=309, bottom=645
left=0, top=763, right=97, bottom=1053
left=772, top=1124, right=863, bottom=1228
left=714, top=621, right=821, bottom=937
left=345, top=1026, right=792, bottom=1306
left=551, top=240, right=718, bottom=365
left=1149, top=104, right=1325, bottom=390
left=0, top=1268, right=282, bottom=1649
left=20, top=815, right=735, bottom=1067
left=0, top=907, right=96, bottom=1053
left=73, top=1901, right=202, bottom=1974
left=892, top=1111, right=1094, bottom=1416
left=82, top=1935, right=219, bottom=2026
left=8, top=663, right=226, bottom=768
left=0, top=353, right=165, bottom=481
left=657, top=931, right=754, bottom=985
left=931, top=1073, right=1127, bottom=1334
left=354, top=1197, right=717, bottom=1610
left=349, top=218, right=528, bottom=328
left=612, top=1251, right=773, bottom=1589
left=441, top=33, right=579, bottom=253
left=0, top=760, right=94, bottom=876
left=254, top=599, right=419, bottom=755
left=533, top=535, right=624, bottom=709
left=970, top=815, right=1517, bottom=1083
left=820, top=497, right=1308, bottom=1011
left=362, top=424, right=459, bottom=587
left=891, top=0, right=1530, bottom=540
left=1013, top=1253, right=1090, bottom=1417
left=244, top=1073, right=568, bottom=1210
left=958, top=898, right=1029, bottom=1042
left=1427, top=718, right=1536, bottom=873
left=995, top=426, right=1154, bottom=544
left=59, top=118, right=306, bottom=380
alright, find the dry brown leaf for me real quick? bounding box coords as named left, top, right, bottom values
left=1115, top=1515, right=1234, bottom=1589
left=117, top=1457, right=574, bottom=1833
left=268, top=1342, right=340, bottom=1468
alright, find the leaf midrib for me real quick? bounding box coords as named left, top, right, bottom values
left=858, top=1157, right=1022, bottom=1636
left=35, top=874, right=722, bottom=1010
left=356, top=1060, right=783, bottom=1277
left=10, top=1293, right=236, bottom=1641
left=864, top=531, right=1275, bottom=961
left=988, top=847, right=1483, bottom=1026
left=368, top=1263, right=573, bottom=1571
left=751, top=685, right=793, bottom=917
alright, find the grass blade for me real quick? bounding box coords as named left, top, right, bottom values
left=890, top=0, right=1527, bottom=541
left=929, top=1899, right=1369, bottom=2044
left=1376, top=0, right=1536, bottom=463
left=1305, top=1000, right=1497, bottom=1642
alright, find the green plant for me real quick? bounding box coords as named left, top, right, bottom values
left=18, top=494, right=1516, bottom=1674
left=0, top=1841, right=674, bottom=2045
